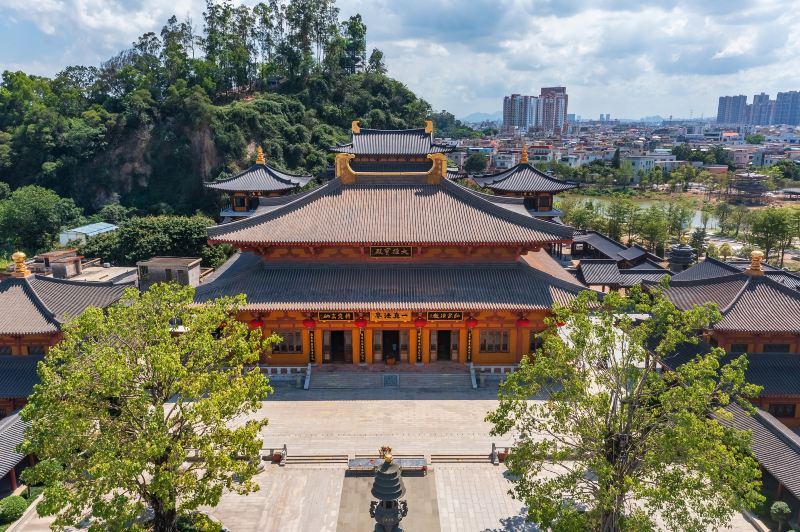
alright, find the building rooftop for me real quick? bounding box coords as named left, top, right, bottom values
left=195, top=253, right=590, bottom=312
left=207, top=178, right=574, bottom=246
left=137, top=257, right=202, bottom=268
left=575, top=259, right=671, bottom=288
left=61, top=222, right=118, bottom=236
left=0, top=355, right=43, bottom=399
left=0, top=410, right=28, bottom=480
left=330, top=125, right=454, bottom=156
left=206, top=147, right=312, bottom=193
left=0, top=275, right=132, bottom=335
left=652, top=264, right=800, bottom=333
left=472, top=163, right=575, bottom=194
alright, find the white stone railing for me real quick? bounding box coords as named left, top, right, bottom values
left=258, top=364, right=311, bottom=389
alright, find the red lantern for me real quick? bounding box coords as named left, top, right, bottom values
left=516, top=317, right=530, bottom=328
left=302, top=317, right=316, bottom=329
left=465, top=316, right=478, bottom=329
left=248, top=318, right=264, bottom=329
left=556, top=321, right=566, bottom=327
left=354, top=316, right=368, bottom=328
left=413, top=316, right=427, bottom=328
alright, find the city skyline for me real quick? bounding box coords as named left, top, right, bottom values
left=1, top=0, right=799, bottom=119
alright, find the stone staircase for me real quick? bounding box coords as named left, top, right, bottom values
left=282, top=454, right=349, bottom=465
left=309, top=372, right=472, bottom=390
left=430, top=453, right=493, bottom=464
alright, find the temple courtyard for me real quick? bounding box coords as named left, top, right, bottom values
left=11, top=384, right=758, bottom=531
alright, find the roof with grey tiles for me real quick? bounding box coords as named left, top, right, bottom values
left=671, top=257, right=740, bottom=281
left=472, top=163, right=576, bottom=193
left=207, top=178, right=575, bottom=245
left=655, top=272, right=800, bottom=333
left=330, top=128, right=454, bottom=156
left=573, top=231, right=662, bottom=262
left=205, top=163, right=312, bottom=192
left=0, top=356, right=42, bottom=399
left=723, top=403, right=800, bottom=499
left=0, top=275, right=131, bottom=335
left=194, top=255, right=590, bottom=311
left=577, top=259, right=670, bottom=287
left=0, top=411, right=28, bottom=479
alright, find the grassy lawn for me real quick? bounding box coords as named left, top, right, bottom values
left=0, top=486, right=44, bottom=531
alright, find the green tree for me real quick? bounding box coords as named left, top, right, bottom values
left=690, top=227, right=706, bottom=258
left=20, top=284, right=277, bottom=531
left=464, top=152, right=488, bottom=174
left=0, top=185, right=84, bottom=253
left=80, top=214, right=231, bottom=267
left=745, top=134, right=765, bottom=144
left=770, top=501, right=792, bottom=532
left=719, top=242, right=733, bottom=261
left=487, top=288, right=763, bottom=532
left=367, top=48, right=387, bottom=74
left=706, top=241, right=720, bottom=259
left=748, top=207, right=791, bottom=263
left=638, top=204, right=669, bottom=252
left=611, top=147, right=620, bottom=169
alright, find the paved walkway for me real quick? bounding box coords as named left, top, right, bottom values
left=12, top=386, right=758, bottom=531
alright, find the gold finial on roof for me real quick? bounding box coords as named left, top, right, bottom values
left=255, top=146, right=266, bottom=165
left=11, top=251, right=30, bottom=277
left=747, top=250, right=764, bottom=275
left=520, top=143, right=529, bottom=164
left=384, top=452, right=393, bottom=464
left=352, top=120, right=361, bottom=134
left=424, top=120, right=433, bottom=134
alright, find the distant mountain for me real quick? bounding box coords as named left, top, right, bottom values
left=461, top=111, right=502, bottom=123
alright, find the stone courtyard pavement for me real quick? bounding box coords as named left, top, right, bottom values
left=12, top=385, right=758, bottom=531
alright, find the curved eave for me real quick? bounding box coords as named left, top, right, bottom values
left=205, top=164, right=313, bottom=192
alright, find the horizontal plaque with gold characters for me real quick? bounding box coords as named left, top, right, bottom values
left=427, top=311, right=464, bottom=321
left=369, top=246, right=413, bottom=258
left=370, top=311, right=412, bottom=322
left=316, top=311, right=354, bottom=321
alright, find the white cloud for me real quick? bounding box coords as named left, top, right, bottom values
left=1, top=0, right=799, bottom=119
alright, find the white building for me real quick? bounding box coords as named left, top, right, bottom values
left=59, top=222, right=118, bottom=246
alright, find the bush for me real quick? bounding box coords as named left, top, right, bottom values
left=771, top=501, right=791, bottom=531
left=0, top=495, right=28, bottom=524
left=177, top=512, right=223, bottom=532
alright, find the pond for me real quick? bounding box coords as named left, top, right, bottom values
left=564, top=194, right=718, bottom=230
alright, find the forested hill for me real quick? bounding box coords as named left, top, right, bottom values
left=0, top=0, right=431, bottom=215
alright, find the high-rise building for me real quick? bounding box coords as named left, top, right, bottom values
left=716, top=95, right=747, bottom=124
left=538, top=86, right=568, bottom=135
left=750, top=93, right=774, bottom=125
left=774, top=91, right=800, bottom=125
left=502, top=94, right=538, bottom=132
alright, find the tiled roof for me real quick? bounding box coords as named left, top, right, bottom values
left=661, top=343, right=800, bottom=398
left=0, top=275, right=131, bottom=335
left=195, top=255, right=590, bottom=311
left=722, top=259, right=800, bottom=289
left=671, top=258, right=740, bottom=281
left=0, top=411, right=28, bottom=479
left=617, top=245, right=648, bottom=262
left=207, top=178, right=575, bottom=245
left=714, top=275, right=800, bottom=333
left=0, top=280, right=59, bottom=335
left=723, top=404, right=800, bottom=500
left=472, top=164, right=575, bottom=193
left=578, top=259, right=670, bottom=287
left=206, top=163, right=312, bottom=192
left=577, top=259, right=622, bottom=285
left=574, top=232, right=663, bottom=262
left=657, top=272, right=800, bottom=333
left=0, top=356, right=43, bottom=398
left=331, top=128, right=453, bottom=156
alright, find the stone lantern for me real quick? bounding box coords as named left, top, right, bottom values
left=369, top=448, right=408, bottom=532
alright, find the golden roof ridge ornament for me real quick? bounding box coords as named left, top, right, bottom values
left=424, top=120, right=433, bottom=134
left=352, top=120, right=361, bottom=134
left=11, top=251, right=30, bottom=277
left=255, top=146, right=266, bottom=165
left=520, top=143, right=529, bottom=164
left=747, top=250, right=764, bottom=275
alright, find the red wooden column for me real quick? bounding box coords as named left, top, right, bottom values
left=9, top=464, right=17, bottom=491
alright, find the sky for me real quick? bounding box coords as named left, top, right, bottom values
left=1, top=0, right=799, bottom=120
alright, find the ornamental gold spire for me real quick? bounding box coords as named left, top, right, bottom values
left=520, top=143, right=529, bottom=164
left=11, top=251, right=30, bottom=277
left=746, top=250, right=764, bottom=276
left=424, top=120, right=433, bottom=134
left=352, top=120, right=361, bottom=134
left=255, top=146, right=266, bottom=165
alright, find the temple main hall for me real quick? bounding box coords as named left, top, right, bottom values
left=197, top=121, right=586, bottom=366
